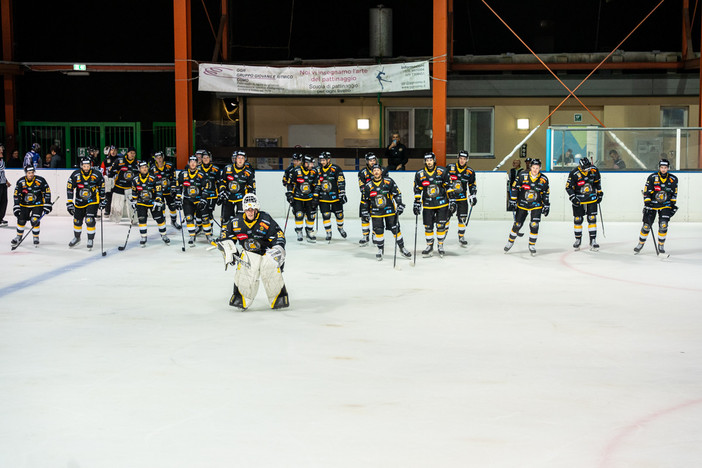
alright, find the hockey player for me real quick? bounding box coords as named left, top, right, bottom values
left=220, top=150, right=256, bottom=228
left=100, top=145, right=119, bottom=216
left=504, top=158, right=550, bottom=255
left=198, top=150, right=221, bottom=235
left=286, top=154, right=318, bottom=242
left=634, top=158, right=678, bottom=254
left=361, top=163, right=411, bottom=260
left=413, top=152, right=451, bottom=257
left=108, top=146, right=139, bottom=223
left=282, top=153, right=302, bottom=186
left=10, top=165, right=52, bottom=247
left=565, top=156, right=603, bottom=250
left=176, top=155, right=211, bottom=246
left=357, top=152, right=387, bottom=245
left=150, top=151, right=180, bottom=229
left=217, top=193, right=289, bottom=310
left=447, top=150, right=477, bottom=246
left=316, top=151, right=347, bottom=240
left=131, top=160, right=169, bottom=246
left=66, top=157, right=106, bottom=249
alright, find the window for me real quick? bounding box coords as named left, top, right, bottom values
left=661, top=107, right=687, bottom=127
left=386, top=107, right=494, bottom=157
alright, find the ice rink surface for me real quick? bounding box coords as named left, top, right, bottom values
left=2, top=215, right=702, bottom=468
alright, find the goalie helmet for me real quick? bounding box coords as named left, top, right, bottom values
left=242, top=193, right=260, bottom=211
left=104, top=145, right=116, bottom=156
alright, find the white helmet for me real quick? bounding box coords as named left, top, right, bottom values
left=242, top=193, right=260, bottom=211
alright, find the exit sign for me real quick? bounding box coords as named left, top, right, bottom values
left=574, top=113, right=583, bottom=123
left=73, top=64, right=87, bottom=71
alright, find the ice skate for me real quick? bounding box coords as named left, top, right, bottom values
left=400, top=246, right=412, bottom=258
left=10, top=235, right=21, bottom=247
left=87, top=239, right=94, bottom=250
left=171, top=218, right=181, bottom=230
left=359, top=234, right=369, bottom=246
left=633, top=242, right=644, bottom=254
left=325, top=232, right=332, bottom=242
left=658, top=244, right=665, bottom=254
left=529, top=245, right=536, bottom=256
left=188, top=238, right=195, bottom=248
left=296, top=231, right=303, bottom=242
left=458, top=235, right=467, bottom=246
left=504, top=241, right=514, bottom=252
left=0, top=220, right=8, bottom=227
left=422, top=244, right=433, bottom=257
left=33, top=237, right=39, bottom=247
left=338, top=227, right=347, bottom=238
left=140, top=237, right=147, bottom=247
left=68, top=235, right=81, bottom=248
left=161, top=234, right=170, bottom=245
left=573, top=238, right=582, bottom=250
left=376, top=247, right=383, bottom=261
left=306, top=230, right=316, bottom=243
left=589, top=239, right=600, bottom=251
left=206, top=234, right=213, bottom=245
left=437, top=245, right=445, bottom=257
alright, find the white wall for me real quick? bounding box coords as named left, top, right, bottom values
left=5, top=168, right=702, bottom=222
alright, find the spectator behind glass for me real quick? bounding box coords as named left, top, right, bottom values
left=385, top=132, right=408, bottom=170
left=0, top=144, right=11, bottom=226
left=43, top=152, right=52, bottom=168
left=6, top=149, right=22, bottom=168
left=610, top=149, right=626, bottom=169
left=49, top=145, right=62, bottom=168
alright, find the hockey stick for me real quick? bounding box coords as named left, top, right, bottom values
left=117, top=208, right=137, bottom=251
left=283, top=204, right=291, bottom=232
left=177, top=208, right=186, bottom=251
left=393, top=219, right=399, bottom=269
left=412, top=213, right=418, bottom=267
left=100, top=206, right=106, bottom=256
left=598, top=202, right=606, bottom=238
left=10, top=197, right=60, bottom=251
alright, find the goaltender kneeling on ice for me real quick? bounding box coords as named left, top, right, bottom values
left=216, top=193, right=289, bottom=310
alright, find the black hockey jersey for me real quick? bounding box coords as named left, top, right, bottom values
left=565, top=166, right=601, bottom=205
left=220, top=164, right=256, bottom=203
left=414, top=166, right=450, bottom=209
left=198, top=163, right=222, bottom=201
left=109, top=155, right=140, bottom=190
left=66, top=169, right=105, bottom=208
left=150, top=161, right=176, bottom=197
left=357, top=166, right=388, bottom=192
left=226, top=210, right=286, bottom=254
left=14, top=175, right=51, bottom=208
left=287, top=166, right=318, bottom=202
left=361, top=177, right=403, bottom=218
left=317, top=163, right=346, bottom=203
left=511, top=171, right=550, bottom=210
left=177, top=169, right=209, bottom=201
left=643, top=171, right=678, bottom=209
left=446, top=163, right=477, bottom=201
left=132, top=173, right=162, bottom=207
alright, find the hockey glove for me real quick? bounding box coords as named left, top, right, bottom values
left=266, top=245, right=286, bottom=268
left=508, top=199, right=517, bottom=210
left=569, top=194, right=580, bottom=206
left=310, top=198, right=318, bottom=211
left=13, top=206, right=21, bottom=217
left=469, top=194, right=477, bottom=206
left=413, top=200, right=421, bottom=216
left=153, top=199, right=164, bottom=211
left=597, top=191, right=603, bottom=203
left=217, top=191, right=228, bottom=206
left=43, top=203, right=52, bottom=215
left=671, top=204, right=679, bottom=216
left=285, top=192, right=294, bottom=205
left=130, top=200, right=137, bottom=211
left=99, top=199, right=107, bottom=210
left=66, top=201, right=76, bottom=216
left=396, top=204, right=405, bottom=216
left=340, top=193, right=348, bottom=204
left=542, top=204, right=550, bottom=217
left=448, top=200, right=457, bottom=214
left=174, top=197, right=183, bottom=210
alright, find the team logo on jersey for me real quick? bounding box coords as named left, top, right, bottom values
left=141, top=191, right=152, bottom=201
left=426, top=184, right=439, bottom=198
left=579, top=183, right=593, bottom=195
left=25, top=193, right=36, bottom=203
left=245, top=239, right=261, bottom=251
left=374, top=195, right=387, bottom=208
left=300, top=182, right=311, bottom=194
left=79, top=188, right=91, bottom=199
left=124, top=171, right=134, bottom=181
left=525, top=190, right=537, bottom=201
left=187, top=187, right=199, bottom=197
left=321, top=181, right=332, bottom=192
left=655, top=191, right=667, bottom=202
left=228, top=181, right=240, bottom=192
left=452, top=181, right=462, bottom=191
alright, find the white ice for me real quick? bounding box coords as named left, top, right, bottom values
left=2, top=214, right=702, bottom=468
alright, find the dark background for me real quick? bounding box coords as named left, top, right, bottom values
left=7, top=0, right=689, bottom=125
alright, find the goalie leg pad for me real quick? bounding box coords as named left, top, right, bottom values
left=233, top=251, right=262, bottom=307
left=110, top=192, right=125, bottom=223
left=259, top=255, right=287, bottom=309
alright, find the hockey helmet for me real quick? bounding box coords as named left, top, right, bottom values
left=31, top=143, right=40, bottom=152
left=292, top=153, right=302, bottom=161
left=371, top=163, right=382, bottom=172
left=424, top=152, right=436, bottom=161
left=188, top=155, right=198, bottom=163
left=87, top=145, right=97, bottom=154
left=303, top=154, right=314, bottom=165
left=319, top=151, right=331, bottom=160
left=153, top=151, right=165, bottom=159
left=364, top=152, right=377, bottom=162
left=242, top=193, right=260, bottom=211
left=530, top=158, right=542, bottom=167
left=659, top=158, right=670, bottom=168
left=138, top=160, right=149, bottom=169
left=80, top=157, right=92, bottom=167
left=126, top=147, right=137, bottom=155
left=24, top=164, right=35, bottom=173
left=579, top=157, right=591, bottom=169
left=104, top=145, right=116, bottom=156
left=458, top=150, right=469, bottom=160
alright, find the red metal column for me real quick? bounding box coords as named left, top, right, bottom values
left=222, top=0, right=228, bottom=61
left=1, top=0, right=17, bottom=150
left=433, top=0, right=448, bottom=166
left=174, top=0, right=193, bottom=168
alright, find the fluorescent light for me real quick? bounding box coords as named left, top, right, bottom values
left=517, top=118, right=530, bottom=130
left=357, top=118, right=370, bottom=130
